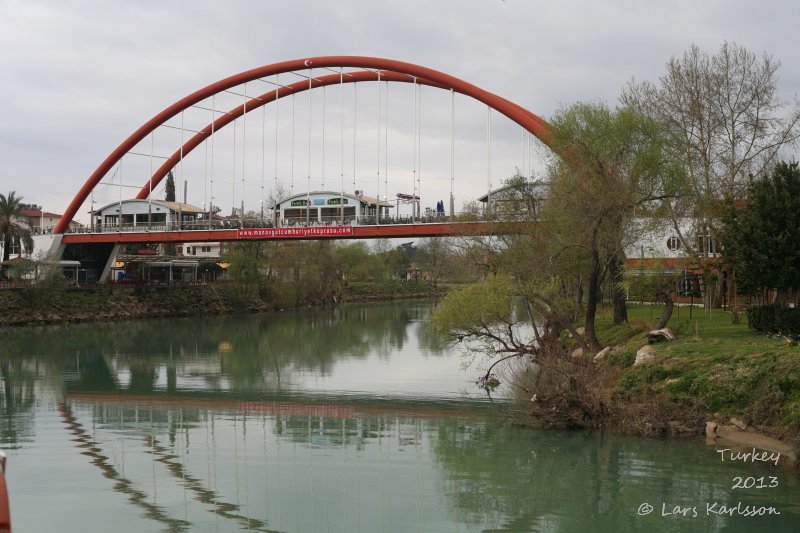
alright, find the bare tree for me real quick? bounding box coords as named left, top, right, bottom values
left=622, top=42, right=800, bottom=307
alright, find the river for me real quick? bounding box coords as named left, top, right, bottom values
left=1, top=301, right=798, bottom=532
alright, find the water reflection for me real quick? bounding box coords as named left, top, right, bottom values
left=51, top=396, right=800, bottom=532
left=0, top=361, right=37, bottom=448
left=58, top=402, right=193, bottom=533
left=1, top=302, right=799, bottom=532
left=1, top=302, right=449, bottom=399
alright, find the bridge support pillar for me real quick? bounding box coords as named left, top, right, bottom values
left=99, top=244, right=120, bottom=283
left=46, top=234, right=65, bottom=261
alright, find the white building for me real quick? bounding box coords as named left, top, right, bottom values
left=274, top=191, right=393, bottom=225
left=178, top=242, right=224, bottom=258
left=92, top=199, right=204, bottom=231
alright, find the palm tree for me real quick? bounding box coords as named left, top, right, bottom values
left=0, top=191, right=34, bottom=267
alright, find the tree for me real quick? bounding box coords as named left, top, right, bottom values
left=162, top=171, right=178, bottom=255
left=622, top=42, right=800, bottom=308
left=415, top=238, right=453, bottom=288
left=334, top=242, right=384, bottom=282
left=720, top=161, right=800, bottom=306
left=1, top=191, right=34, bottom=268
left=434, top=272, right=534, bottom=356
left=544, top=102, right=682, bottom=349
left=164, top=170, right=176, bottom=202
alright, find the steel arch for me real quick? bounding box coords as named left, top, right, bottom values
left=135, top=70, right=450, bottom=200
left=57, top=56, right=551, bottom=233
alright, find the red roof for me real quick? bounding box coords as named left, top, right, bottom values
left=19, top=208, right=63, bottom=218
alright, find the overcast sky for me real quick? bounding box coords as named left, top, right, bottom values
left=2, top=0, right=799, bottom=221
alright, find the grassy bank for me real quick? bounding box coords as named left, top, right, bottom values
left=603, top=305, right=800, bottom=443
left=0, top=280, right=444, bottom=327
left=342, top=280, right=446, bottom=300
left=509, top=304, right=800, bottom=449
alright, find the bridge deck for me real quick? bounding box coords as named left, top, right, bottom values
left=60, top=222, right=499, bottom=244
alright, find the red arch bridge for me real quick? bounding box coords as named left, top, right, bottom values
left=50, top=56, right=552, bottom=281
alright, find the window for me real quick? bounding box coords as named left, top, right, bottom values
left=667, top=236, right=681, bottom=251
left=696, top=234, right=717, bottom=255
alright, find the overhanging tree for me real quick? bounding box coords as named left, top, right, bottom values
left=545, top=102, right=683, bottom=349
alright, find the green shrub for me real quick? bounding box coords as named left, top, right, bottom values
left=746, top=304, right=779, bottom=333
left=776, top=307, right=800, bottom=337
left=747, top=304, right=800, bottom=336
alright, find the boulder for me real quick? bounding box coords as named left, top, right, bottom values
left=571, top=347, right=584, bottom=359
left=705, top=421, right=718, bottom=439
left=730, top=417, right=748, bottom=430
left=593, top=346, right=612, bottom=361
left=648, top=328, right=676, bottom=343
left=634, top=345, right=656, bottom=366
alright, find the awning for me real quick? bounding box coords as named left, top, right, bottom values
left=145, top=261, right=200, bottom=268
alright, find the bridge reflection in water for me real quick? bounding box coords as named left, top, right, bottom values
left=46, top=303, right=490, bottom=532
left=59, top=390, right=480, bottom=533
left=6, top=303, right=800, bottom=532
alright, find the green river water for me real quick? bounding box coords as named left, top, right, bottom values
left=0, top=301, right=798, bottom=532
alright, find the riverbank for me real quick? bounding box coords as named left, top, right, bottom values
left=510, top=304, right=800, bottom=467
left=0, top=280, right=446, bottom=327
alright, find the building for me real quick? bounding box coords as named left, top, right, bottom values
left=274, top=191, right=393, bottom=225
left=18, top=207, right=81, bottom=234
left=477, top=180, right=548, bottom=219
left=92, top=199, right=205, bottom=231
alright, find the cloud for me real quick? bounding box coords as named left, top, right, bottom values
left=2, top=0, right=799, bottom=219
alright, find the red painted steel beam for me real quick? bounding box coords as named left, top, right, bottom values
left=59, top=222, right=511, bottom=245
left=135, top=70, right=448, bottom=200
left=0, top=453, right=10, bottom=533
left=66, top=392, right=480, bottom=420
left=62, top=230, right=240, bottom=245
left=56, top=56, right=551, bottom=234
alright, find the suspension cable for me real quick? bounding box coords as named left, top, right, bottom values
left=321, top=86, right=326, bottom=190
left=376, top=69, right=381, bottom=224
left=148, top=132, right=153, bottom=229
left=232, top=115, right=236, bottom=217
left=210, top=94, right=216, bottom=221
left=261, top=87, right=266, bottom=220
left=353, top=83, right=357, bottom=198
left=450, top=88, right=454, bottom=217
left=411, top=77, right=417, bottom=221
left=417, top=84, right=422, bottom=219
left=180, top=110, right=185, bottom=205
left=203, top=137, right=208, bottom=227
left=291, top=93, right=296, bottom=194
left=384, top=80, right=389, bottom=219
left=340, top=68, right=344, bottom=224
left=487, top=106, right=492, bottom=216
left=274, top=76, right=279, bottom=207
left=241, top=83, right=247, bottom=222
left=527, top=129, right=532, bottom=178
left=307, top=68, right=312, bottom=225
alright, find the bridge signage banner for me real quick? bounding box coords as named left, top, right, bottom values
left=237, top=226, right=354, bottom=239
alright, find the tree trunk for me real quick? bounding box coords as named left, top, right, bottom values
left=654, top=290, right=674, bottom=329
left=610, top=252, right=628, bottom=324
left=574, top=279, right=584, bottom=321
left=584, top=250, right=603, bottom=351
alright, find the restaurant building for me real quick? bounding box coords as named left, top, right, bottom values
left=274, top=191, right=393, bottom=225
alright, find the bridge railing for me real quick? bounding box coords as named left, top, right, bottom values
left=65, top=212, right=492, bottom=234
